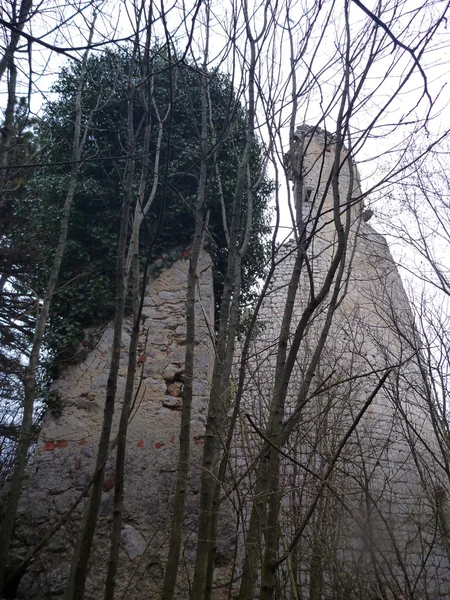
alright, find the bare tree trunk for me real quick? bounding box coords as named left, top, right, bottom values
left=161, top=61, right=209, bottom=598
left=0, top=0, right=33, bottom=210
left=0, top=0, right=32, bottom=84
left=191, top=9, right=259, bottom=592
left=63, top=160, right=134, bottom=600
left=0, top=52, right=17, bottom=177
left=103, top=249, right=140, bottom=600
left=63, top=46, right=137, bottom=600
left=102, top=17, right=155, bottom=595
left=256, top=12, right=357, bottom=595
left=0, top=21, right=96, bottom=586
left=238, top=241, right=305, bottom=600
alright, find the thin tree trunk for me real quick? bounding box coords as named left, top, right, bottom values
left=103, top=29, right=154, bottom=600
left=0, top=22, right=95, bottom=586
left=192, top=88, right=254, bottom=600
left=63, top=50, right=137, bottom=599
left=0, top=53, right=17, bottom=178
left=124, top=91, right=169, bottom=287
left=191, top=6, right=265, bottom=594
left=103, top=250, right=140, bottom=600
left=161, top=18, right=210, bottom=595
left=239, top=179, right=306, bottom=600
left=0, top=0, right=33, bottom=84
left=237, top=15, right=309, bottom=593
left=238, top=242, right=304, bottom=600
left=160, top=106, right=208, bottom=600
left=259, top=33, right=355, bottom=594
left=0, top=0, right=33, bottom=209
left=63, top=159, right=134, bottom=600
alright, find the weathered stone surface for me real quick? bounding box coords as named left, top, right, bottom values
left=162, top=397, right=182, bottom=411
left=13, top=250, right=214, bottom=600
left=232, top=127, right=450, bottom=598
left=166, top=382, right=183, bottom=397
left=121, top=524, right=146, bottom=560
left=13, top=130, right=450, bottom=599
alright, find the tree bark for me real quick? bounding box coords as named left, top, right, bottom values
left=0, top=23, right=95, bottom=586
left=103, top=251, right=140, bottom=600
left=161, top=15, right=211, bottom=594
left=63, top=45, right=137, bottom=598
left=191, top=15, right=258, bottom=593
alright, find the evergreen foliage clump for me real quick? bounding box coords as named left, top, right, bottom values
left=12, top=48, right=272, bottom=373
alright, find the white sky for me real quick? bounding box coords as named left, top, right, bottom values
left=2, top=0, right=450, bottom=266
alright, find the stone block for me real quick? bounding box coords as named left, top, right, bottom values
left=122, top=524, right=146, bottom=560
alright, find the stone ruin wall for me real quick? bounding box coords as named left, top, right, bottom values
left=10, top=128, right=450, bottom=599
left=12, top=250, right=214, bottom=599
left=235, top=128, right=450, bottom=597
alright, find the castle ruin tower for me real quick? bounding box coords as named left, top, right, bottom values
left=7, top=127, right=450, bottom=600
left=235, top=126, right=450, bottom=599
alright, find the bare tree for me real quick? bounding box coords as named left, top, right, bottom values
left=1, top=0, right=450, bottom=599
left=375, top=142, right=450, bottom=574
left=0, top=14, right=99, bottom=585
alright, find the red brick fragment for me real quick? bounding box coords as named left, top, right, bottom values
left=103, top=475, right=116, bottom=491
left=154, top=441, right=165, bottom=449
left=137, top=438, right=144, bottom=447
left=79, top=439, right=86, bottom=446
left=170, top=435, right=175, bottom=444
left=56, top=440, right=68, bottom=448
left=137, top=355, right=147, bottom=364
left=166, top=383, right=182, bottom=397
left=43, top=441, right=55, bottom=451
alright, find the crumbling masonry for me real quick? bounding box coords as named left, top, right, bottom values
left=10, top=128, right=450, bottom=599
